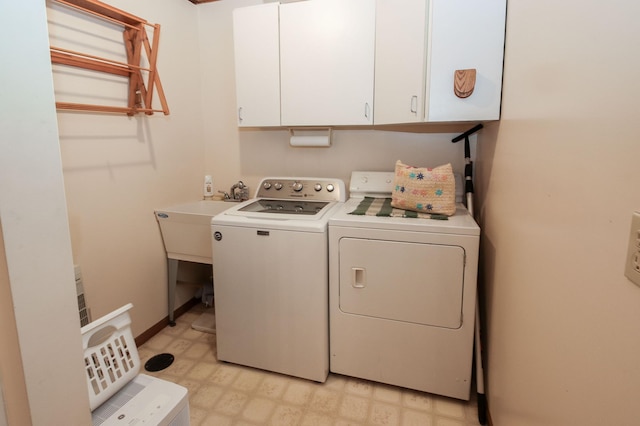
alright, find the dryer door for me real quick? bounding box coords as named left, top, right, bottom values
left=338, top=237, right=465, bottom=329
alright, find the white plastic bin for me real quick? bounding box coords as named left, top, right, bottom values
left=81, top=303, right=140, bottom=411
left=81, top=304, right=190, bottom=426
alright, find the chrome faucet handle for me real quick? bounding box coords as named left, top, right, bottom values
left=218, top=190, right=231, bottom=200
left=230, top=181, right=246, bottom=200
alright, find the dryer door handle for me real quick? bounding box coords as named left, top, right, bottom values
left=351, top=267, right=366, bottom=288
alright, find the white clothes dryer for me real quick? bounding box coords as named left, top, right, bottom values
left=328, top=171, right=480, bottom=400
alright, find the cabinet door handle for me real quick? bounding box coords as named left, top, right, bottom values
left=364, top=102, right=371, bottom=120
left=410, top=95, right=418, bottom=113
left=351, top=267, right=366, bottom=288
left=238, top=107, right=243, bottom=123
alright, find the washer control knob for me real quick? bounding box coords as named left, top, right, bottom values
left=326, top=184, right=335, bottom=192
left=274, top=182, right=283, bottom=190
left=314, top=183, right=322, bottom=192
left=292, top=181, right=303, bottom=192
left=263, top=181, right=272, bottom=190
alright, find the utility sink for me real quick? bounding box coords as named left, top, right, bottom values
left=155, top=200, right=232, bottom=264
left=155, top=200, right=234, bottom=326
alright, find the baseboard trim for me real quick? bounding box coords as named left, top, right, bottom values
left=134, top=298, right=199, bottom=347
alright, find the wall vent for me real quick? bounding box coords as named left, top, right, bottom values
left=75, top=265, right=91, bottom=327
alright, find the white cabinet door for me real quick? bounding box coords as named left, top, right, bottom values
left=373, top=0, right=428, bottom=125
left=233, top=3, right=280, bottom=127
left=279, top=0, right=375, bottom=126
left=426, top=0, right=506, bottom=122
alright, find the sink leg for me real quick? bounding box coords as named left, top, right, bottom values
left=168, top=258, right=179, bottom=326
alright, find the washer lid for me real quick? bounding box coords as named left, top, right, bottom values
left=214, top=199, right=343, bottom=232
left=238, top=199, right=329, bottom=216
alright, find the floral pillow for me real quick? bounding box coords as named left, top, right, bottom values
left=391, top=160, right=456, bottom=216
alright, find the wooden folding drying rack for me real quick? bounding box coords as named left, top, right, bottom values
left=50, top=0, right=169, bottom=115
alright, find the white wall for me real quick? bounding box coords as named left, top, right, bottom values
left=0, top=2, right=91, bottom=425
left=49, top=0, right=208, bottom=336
left=475, top=1, right=640, bottom=425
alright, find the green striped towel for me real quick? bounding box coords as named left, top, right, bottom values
left=349, top=197, right=448, bottom=220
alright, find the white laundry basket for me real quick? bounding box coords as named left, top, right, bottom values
left=81, top=304, right=190, bottom=426
left=81, top=303, right=140, bottom=411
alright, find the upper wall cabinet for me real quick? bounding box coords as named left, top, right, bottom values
left=232, top=0, right=506, bottom=127
left=374, top=0, right=507, bottom=124
left=426, top=0, right=506, bottom=122
left=233, top=3, right=280, bottom=127
left=279, top=0, right=376, bottom=126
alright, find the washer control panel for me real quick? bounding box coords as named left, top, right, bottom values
left=256, top=177, right=345, bottom=202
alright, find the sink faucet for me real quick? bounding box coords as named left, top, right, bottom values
left=230, top=181, right=248, bottom=201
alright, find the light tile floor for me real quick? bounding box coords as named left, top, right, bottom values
left=138, top=305, right=482, bottom=426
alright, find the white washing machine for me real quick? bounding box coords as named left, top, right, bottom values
left=212, top=177, right=345, bottom=383
left=329, top=171, right=480, bottom=400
